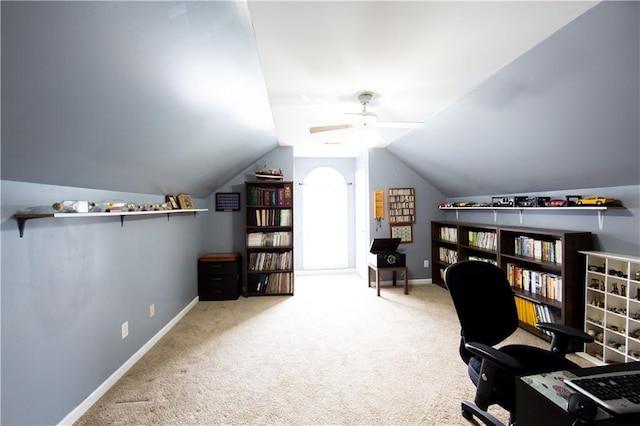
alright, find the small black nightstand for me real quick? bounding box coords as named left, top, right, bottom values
left=198, top=253, right=241, bottom=301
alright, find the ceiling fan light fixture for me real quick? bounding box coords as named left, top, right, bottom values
left=360, top=111, right=378, bottom=126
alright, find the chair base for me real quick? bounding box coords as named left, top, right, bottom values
left=461, top=400, right=505, bottom=426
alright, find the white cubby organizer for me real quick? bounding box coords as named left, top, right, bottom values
left=579, top=251, right=640, bottom=365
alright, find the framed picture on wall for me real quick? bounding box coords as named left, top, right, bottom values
left=216, top=192, right=241, bottom=212
left=391, top=224, right=413, bottom=244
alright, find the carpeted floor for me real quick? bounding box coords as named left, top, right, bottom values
left=75, top=273, right=592, bottom=425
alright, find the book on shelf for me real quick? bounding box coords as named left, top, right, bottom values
left=247, top=231, right=292, bottom=247
left=252, top=209, right=292, bottom=227
left=507, top=262, right=563, bottom=302
left=247, top=184, right=292, bottom=207
left=254, top=272, right=293, bottom=294
left=468, top=230, right=497, bottom=251
left=514, top=296, right=560, bottom=336
left=438, top=247, right=458, bottom=264
left=468, top=256, right=497, bottom=265
left=249, top=251, right=292, bottom=271
left=440, top=227, right=458, bottom=242
left=514, top=236, right=563, bottom=264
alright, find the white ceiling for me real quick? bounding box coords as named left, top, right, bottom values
left=248, top=1, right=599, bottom=157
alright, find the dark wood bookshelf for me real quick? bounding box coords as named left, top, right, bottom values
left=244, top=181, right=294, bottom=296
left=431, top=221, right=591, bottom=348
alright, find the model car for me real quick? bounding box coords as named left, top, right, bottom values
left=517, top=197, right=538, bottom=207
left=545, top=199, right=567, bottom=207
left=575, top=196, right=615, bottom=206
left=491, top=196, right=514, bottom=207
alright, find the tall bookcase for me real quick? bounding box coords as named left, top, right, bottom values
left=432, top=221, right=591, bottom=345
left=578, top=251, right=640, bottom=365
left=244, top=181, right=294, bottom=296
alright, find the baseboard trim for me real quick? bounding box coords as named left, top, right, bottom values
left=58, top=296, right=199, bottom=425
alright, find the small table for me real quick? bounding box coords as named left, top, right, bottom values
left=367, top=264, right=408, bottom=296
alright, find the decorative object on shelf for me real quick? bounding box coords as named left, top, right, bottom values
left=215, top=192, right=241, bottom=212
left=52, top=200, right=92, bottom=213
left=254, top=162, right=283, bottom=180
left=373, top=189, right=384, bottom=231
left=390, top=224, right=413, bottom=243
left=575, top=196, right=620, bottom=206
left=387, top=187, right=415, bottom=224
left=165, top=195, right=178, bottom=209
left=177, top=193, right=193, bottom=209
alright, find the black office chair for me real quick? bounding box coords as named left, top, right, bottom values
left=444, top=260, right=593, bottom=426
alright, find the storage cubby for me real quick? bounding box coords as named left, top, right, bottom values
left=579, top=251, right=640, bottom=364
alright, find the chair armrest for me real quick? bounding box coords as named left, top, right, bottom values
left=465, top=342, right=524, bottom=412
left=537, top=322, right=594, bottom=355
left=464, top=342, right=523, bottom=373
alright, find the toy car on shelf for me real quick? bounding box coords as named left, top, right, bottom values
left=491, top=196, right=514, bottom=207
left=545, top=199, right=567, bottom=207
left=575, top=196, right=615, bottom=206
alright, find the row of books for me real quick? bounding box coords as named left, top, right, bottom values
left=247, top=231, right=292, bottom=247
left=248, top=251, right=292, bottom=271
left=507, top=263, right=563, bottom=302
left=439, top=247, right=458, bottom=264
left=439, top=227, right=458, bottom=242
left=468, top=256, right=497, bottom=265
left=253, top=272, right=293, bottom=294
left=514, top=236, right=563, bottom=264
left=468, top=231, right=497, bottom=251
left=246, top=184, right=292, bottom=207
left=514, top=296, right=560, bottom=336
left=252, top=209, right=292, bottom=227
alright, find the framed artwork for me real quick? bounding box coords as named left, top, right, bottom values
left=165, top=195, right=179, bottom=209
left=391, top=224, right=413, bottom=244
left=177, top=193, right=194, bottom=209
left=216, top=192, right=241, bottom=212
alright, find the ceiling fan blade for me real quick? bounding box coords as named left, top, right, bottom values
left=374, top=121, right=424, bottom=129
left=309, top=124, right=354, bottom=134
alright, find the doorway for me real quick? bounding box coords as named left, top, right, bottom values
left=301, top=167, right=349, bottom=269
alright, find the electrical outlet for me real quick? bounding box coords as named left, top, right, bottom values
left=423, top=260, right=429, bottom=268
left=149, top=304, right=155, bottom=318
left=121, top=321, right=129, bottom=339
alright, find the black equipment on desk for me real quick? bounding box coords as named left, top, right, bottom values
left=368, top=238, right=405, bottom=267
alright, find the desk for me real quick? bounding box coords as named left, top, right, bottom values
left=516, top=362, right=640, bottom=426
left=367, top=264, right=408, bottom=297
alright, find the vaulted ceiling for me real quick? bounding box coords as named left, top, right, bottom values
left=2, top=1, right=638, bottom=199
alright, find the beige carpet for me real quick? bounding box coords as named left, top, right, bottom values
left=75, top=273, right=592, bottom=425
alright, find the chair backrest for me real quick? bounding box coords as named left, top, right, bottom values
left=445, top=260, right=519, bottom=353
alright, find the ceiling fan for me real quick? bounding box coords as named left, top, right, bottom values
left=309, top=92, right=424, bottom=134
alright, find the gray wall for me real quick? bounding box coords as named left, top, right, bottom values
left=1, top=181, right=206, bottom=425
left=367, top=148, right=447, bottom=280
left=388, top=1, right=639, bottom=198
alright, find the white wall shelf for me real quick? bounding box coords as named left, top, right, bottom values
left=14, top=209, right=208, bottom=237
left=439, top=206, right=621, bottom=230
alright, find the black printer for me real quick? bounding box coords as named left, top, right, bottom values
left=368, top=238, right=406, bottom=267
